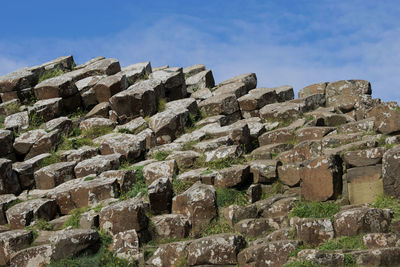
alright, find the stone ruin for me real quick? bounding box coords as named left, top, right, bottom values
left=0, top=55, right=400, bottom=266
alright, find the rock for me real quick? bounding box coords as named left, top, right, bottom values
left=363, top=233, right=400, bottom=249
left=149, top=108, right=189, bottom=145
left=301, top=155, right=343, bottom=201
left=93, top=74, right=127, bottom=102
left=278, top=140, right=323, bottom=164
left=6, top=198, right=57, bottom=229
left=109, top=79, right=162, bottom=121
left=79, top=117, right=115, bottom=131
left=220, top=204, right=258, bottom=227
left=217, top=73, right=257, bottom=91
left=185, top=69, right=215, bottom=93
left=34, top=161, right=76, bottom=189
left=258, top=196, right=298, bottom=220
left=148, top=178, right=173, bottom=214
left=234, top=218, right=273, bottom=238
left=0, top=99, right=21, bottom=116
left=382, top=145, right=400, bottom=197
left=13, top=129, right=47, bottom=155
left=143, top=160, right=178, bottom=185
left=183, top=64, right=205, bottom=77
left=199, top=93, right=239, bottom=116
left=12, top=153, right=51, bottom=189
left=60, top=146, right=98, bottom=163
left=375, top=109, right=400, bottom=134
left=237, top=240, right=300, bottom=267
left=9, top=244, right=53, bottom=267
left=67, top=58, right=121, bottom=81
left=247, top=184, right=262, bottom=203
left=258, top=126, right=296, bottom=146
left=25, top=130, right=61, bottom=160
left=238, top=87, right=277, bottom=117
left=0, top=129, right=14, bottom=157
left=333, top=207, right=392, bottom=236
left=28, top=97, right=63, bottom=122
left=296, top=126, right=335, bottom=142
left=99, top=198, right=148, bottom=235
left=79, top=210, right=99, bottom=229
left=114, top=116, right=147, bottom=134
left=85, top=102, right=111, bottom=118
left=150, top=214, right=190, bottom=241
left=204, top=144, right=242, bottom=162
left=99, top=169, right=137, bottom=195
left=293, top=218, right=334, bottom=246
left=97, top=133, right=146, bottom=162
left=249, top=160, right=278, bottom=184
left=299, top=82, right=327, bottom=98
left=251, top=143, right=293, bottom=160
left=260, top=102, right=303, bottom=121
left=146, top=241, right=191, bottom=267
left=187, top=234, right=246, bottom=265
left=44, top=117, right=72, bottom=135
left=309, top=111, right=354, bottom=127
left=176, top=168, right=217, bottom=185
left=297, top=249, right=344, bottom=266
left=149, top=68, right=187, bottom=100
left=166, top=150, right=200, bottom=169
left=0, top=68, right=37, bottom=93
left=200, top=121, right=251, bottom=146
left=112, top=230, right=141, bottom=261
left=278, top=162, right=302, bottom=187
left=213, top=81, right=248, bottom=98
left=0, top=230, right=33, bottom=266
left=325, top=80, right=371, bottom=112
left=0, top=158, right=21, bottom=195
left=275, top=85, right=295, bottom=102
left=34, top=75, right=78, bottom=100
left=4, top=111, right=29, bottom=132
left=350, top=247, right=400, bottom=266
left=172, top=182, right=217, bottom=235
left=74, top=154, right=121, bottom=178
left=165, top=98, right=198, bottom=114
left=214, top=164, right=250, bottom=188
left=347, top=165, right=383, bottom=204
left=337, top=117, right=375, bottom=134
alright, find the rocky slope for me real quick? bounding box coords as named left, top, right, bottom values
left=0, top=55, right=400, bottom=266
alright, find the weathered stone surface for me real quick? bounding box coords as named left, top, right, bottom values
left=97, top=133, right=146, bottom=162
left=199, top=93, right=239, bottom=116
left=4, top=111, right=29, bottom=132
left=204, top=145, right=243, bottom=162
left=176, top=168, right=217, bottom=185
left=220, top=204, right=258, bottom=227
left=0, top=194, right=16, bottom=225
left=166, top=150, right=200, bottom=169
left=165, top=98, right=198, bottom=114
left=338, top=117, right=375, bottom=134
left=258, top=126, right=296, bottom=146
left=238, top=87, right=277, bottom=115
left=293, top=217, right=334, bottom=246
left=216, top=73, right=257, bottom=91
left=99, top=169, right=137, bottom=195
left=183, top=64, right=205, bottom=77
left=260, top=101, right=302, bottom=121
left=148, top=178, right=173, bottom=214
left=74, top=154, right=121, bottom=178
left=238, top=240, right=300, bottom=267
left=299, top=82, right=327, bottom=98
left=28, top=97, right=62, bottom=122
left=363, top=233, right=400, bottom=249
left=296, top=126, right=335, bottom=142
left=234, top=218, right=273, bottom=238
left=347, top=165, right=383, bottom=204
left=0, top=99, right=21, bottom=116
left=149, top=108, right=189, bottom=145
left=99, top=198, right=148, bottom=235
left=297, top=249, right=345, bottom=266
left=143, top=160, right=178, bottom=185
left=114, top=116, right=147, bottom=134
left=12, top=153, right=50, bottom=189
left=149, top=68, right=187, bottom=100
left=300, top=155, right=342, bottom=201
left=79, top=117, right=115, bottom=131
left=60, top=146, right=98, bottom=163
left=0, top=158, right=21, bottom=195
left=112, top=229, right=141, bottom=261
left=66, top=58, right=121, bottom=81
left=325, top=79, right=371, bottom=112
left=213, top=81, right=248, bottom=98
left=10, top=244, right=53, bottom=267
left=185, top=69, right=215, bottom=93
left=382, top=145, right=400, bottom=197
left=251, top=143, right=292, bottom=160
left=0, top=68, right=37, bottom=93
left=150, top=214, right=190, bottom=241
left=34, top=76, right=78, bottom=100
left=85, top=102, right=111, bottom=118
left=25, top=130, right=61, bottom=160
left=249, top=160, right=278, bottom=184
left=93, top=73, right=127, bottom=102
left=309, top=111, right=354, bottom=127
left=6, top=198, right=57, bottom=229
left=278, top=140, right=323, bottom=164
left=214, top=164, right=250, bottom=188
left=278, top=162, right=302, bottom=187
left=349, top=247, right=400, bottom=266
left=172, top=182, right=217, bottom=235
left=200, top=121, right=251, bottom=146
left=34, top=161, right=76, bottom=189
left=187, top=233, right=246, bottom=265
left=0, top=129, right=14, bottom=157
left=146, top=241, right=191, bottom=267
left=44, top=117, right=72, bottom=135
left=13, top=129, right=47, bottom=155
left=333, top=207, right=392, bottom=236
left=375, top=108, right=400, bottom=134
left=0, top=230, right=33, bottom=266
left=79, top=209, right=99, bottom=230
left=258, top=196, right=297, bottom=221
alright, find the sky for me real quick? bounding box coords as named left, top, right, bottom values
left=1, top=0, right=399, bottom=102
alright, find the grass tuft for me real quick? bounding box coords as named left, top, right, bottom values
left=119, top=166, right=148, bottom=200
left=289, top=201, right=340, bottom=220
left=63, top=206, right=91, bottom=229
left=215, top=188, right=248, bottom=207
left=157, top=98, right=167, bottom=112
left=172, top=179, right=194, bottom=195
left=38, top=68, right=65, bottom=83
left=153, top=151, right=170, bottom=161
left=202, top=219, right=233, bottom=237
left=40, top=150, right=61, bottom=168
left=372, top=194, right=400, bottom=221
left=317, top=235, right=366, bottom=250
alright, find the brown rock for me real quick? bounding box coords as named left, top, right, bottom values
left=0, top=230, right=33, bottom=266
left=258, top=126, right=296, bottom=146
left=185, top=69, right=215, bottom=93
left=214, top=164, right=250, bottom=188
left=234, top=218, right=273, bottom=238
left=278, top=162, right=302, bottom=187
left=34, top=161, right=77, bottom=189
left=112, top=230, right=141, bottom=261
left=344, top=147, right=385, bottom=167
left=93, top=74, right=127, bottom=102
left=74, top=154, right=121, bottom=178
left=28, top=98, right=63, bottom=122
left=150, top=214, right=190, bottom=241
left=143, top=160, right=178, bottom=185
left=296, top=126, right=335, bottom=142
left=382, top=145, right=400, bottom=197
left=294, top=218, right=334, bottom=246
left=0, top=129, right=14, bottom=157
left=217, top=73, right=257, bottom=92
left=149, top=68, right=187, bottom=101
left=299, top=82, right=327, bottom=98
left=148, top=178, right=173, bottom=214
left=97, top=133, right=146, bottom=162
left=146, top=241, right=191, bottom=267
left=363, top=233, right=400, bottom=249
left=0, top=158, right=21, bottom=195
left=326, top=80, right=371, bottom=112
left=199, top=93, right=239, bottom=116
left=249, top=160, right=278, bottom=184
left=9, top=244, right=53, bottom=267
left=220, top=204, right=258, bottom=227
left=0, top=194, right=17, bottom=225
left=347, top=165, right=383, bottom=204
left=34, top=75, right=78, bottom=100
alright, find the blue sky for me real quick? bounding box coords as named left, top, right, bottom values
left=1, top=0, right=400, bottom=102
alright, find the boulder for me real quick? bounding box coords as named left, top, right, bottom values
left=0, top=230, right=33, bottom=266
left=363, top=233, right=400, bottom=249
left=183, top=64, right=205, bottom=77
left=198, top=93, right=239, bottom=116
left=112, top=230, right=141, bottom=261
left=150, top=214, right=190, bottom=241
left=249, top=160, right=278, bottom=184
left=213, top=82, right=248, bottom=98
left=4, top=111, right=29, bottom=132
left=0, top=68, right=37, bottom=93
left=149, top=68, right=187, bottom=100
left=382, top=145, right=400, bottom=197
left=12, top=153, right=51, bottom=189
left=238, top=87, right=277, bottom=117
left=296, top=126, right=335, bottom=142
left=34, top=161, right=76, bottom=189
left=146, top=241, right=191, bottom=267
left=79, top=117, right=115, bottom=131
left=0, top=158, right=21, bottom=195
left=185, top=69, right=215, bottom=93
left=216, top=73, right=257, bottom=91
left=260, top=101, right=302, bottom=121
left=214, top=164, right=250, bottom=188
left=74, top=154, right=121, bottom=178
left=234, top=218, right=273, bottom=238
left=347, top=165, right=383, bottom=204
left=34, top=75, right=78, bottom=100
left=0, top=129, right=14, bottom=157
left=28, top=97, right=63, bottom=122
left=278, top=162, right=302, bottom=187
left=148, top=178, right=173, bottom=214
left=220, top=204, right=258, bottom=227
left=143, top=160, right=178, bottom=185
left=97, top=133, right=146, bottom=162
left=13, top=129, right=47, bottom=156
left=293, top=218, right=335, bottom=246
left=93, top=73, right=127, bottom=102
left=299, top=82, right=327, bottom=98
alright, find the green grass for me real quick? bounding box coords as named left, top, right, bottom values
left=289, top=201, right=340, bottom=220
left=202, top=219, right=233, bottom=237
left=119, top=166, right=148, bottom=200
left=172, top=179, right=194, bottom=195
left=38, top=68, right=65, bottom=83
left=372, top=194, right=400, bottom=221
left=284, top=261, right=319, bottom=267
left=182, top=140, right=198, bottom=151
left=2, top=101, right=21, bottom=115
left=7, top=198, right=23, bottom=209
left=28, top=112, right=44, bottom=129
left=0, top=114, right=5, bottom=128
left=92, top=204, right=104, bottom=213
left=47, top=230, right=136, bottom=267
left=304, top=114, right=315, bottom=122
left=153, top=151, right=170, bottom=161
left=82, top=126, right=114, bottom=139
left=40, top=150, right=61, bottom=168
left=67, top=107, right=87, bottom=120
left=215, top=188, right=248, bottom=207
left=84, top=176, right=96, bottom=181
left=202, top=169, right=213, bottom=175
left=174, top=257, right=189, bottom=267
left=157, top=98, right=167, bottom=112
left=317, top=235, right=366, bottom=250
left=261, top=181, right=285, bottom=199
left=194, top=155, right=246, bottom=170
left=344, top=254, right=356, bottom=266
left=63, top=207, right=91, bottom=229
left=58, top=135, right=94, bottom=151
left=25, top=218, right=54, bottom=241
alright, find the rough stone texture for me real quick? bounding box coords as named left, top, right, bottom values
left=6, top=198, right=57, bottom=229
left=146, top=241, right=191, bottom=267
left=166, top=150, right=200, bottom=169
left=74, top=154, right=121, bottom=178
left=34, top=76, right=78, bottom=100
left=143, top=160, right=178, bottom=185
left=216, top=73, right=257, bottom=92
left=150, top=214, right=190, bottom=241
left=172, top=182, right=217, bottom=235
left=213, top=81, right=248, bottom=98
left=382, top=145, right=400, bottom=197
left=220, top=204, right=258, bottom=227
left=10, top=244, right=53, bottom=267
left=12, top=153, right=50, bottom=189
left=34, top=161, right=76, bottom=189
left=293, top=218, right=335, bottom=246
left=299, top=82, right=327, bottom=98
left=234, top=218, right=273, bottom=238
left=187, top=234, right=246, bottom=266
left=260, top=102, right=302, bottom=121
left=375, top=108, right=400, bottom=134
left=363, top=233, right=400, bottom=249
left=300, top=155, right=343, bottom=201
left=4, top=111, right=29, bottom=132
left=333, top=207, right=392, bottom=236
left=185, top=69, right=215, bottom=93
left=214, top=164, right=250, bottom=188
left=28, top=97, right=63, bottom=122
left=148, top=178, right=173, bottom=214
left=0, top=230, right=33, bottom=266
left=296, top=126, right=335, bottom=142
left=0, top=158, right=21, bottom=195
left=79, top=117, right=115, bottom=131
left=199, top=93, right=239, bottom=116
left=258, top=126, right=296, bottom=146
left=0, top=129, right=14, bottom=157
left=278, top=162, right=302, bottom=187
left=249, top=160, right=278, bottom=184
left=93, top=74, right=127, bottom=103
left=347, top=165, right=383, bottom=204
left=97, top=133, right=146, bottom=162
left=297, top=249, right=345, bottom=267
left=0, top=194, right=16, bottom=225
left=112, top=229, right=141, bottom=261
left=344, top=147, right=385, bottom=167
left=238, top=240, right=300, bottom=267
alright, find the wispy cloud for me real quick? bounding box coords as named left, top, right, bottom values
left=0, top=1, right=399, bottom=102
